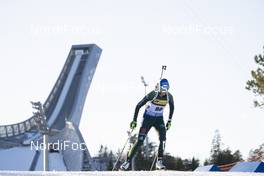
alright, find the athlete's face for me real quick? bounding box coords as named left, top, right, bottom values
left=159, top=83, right=169, bottom=96
left=159, top=91, right=166, bottom=96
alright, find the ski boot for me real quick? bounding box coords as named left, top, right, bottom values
left=120, top=161, right=130, bottom=171
left=156, top=158, right=166, bottom=170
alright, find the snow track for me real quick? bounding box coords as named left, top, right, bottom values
left=0, top=171, right=263, bottom=176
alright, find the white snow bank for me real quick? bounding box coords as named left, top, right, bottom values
left=35, top=152, right=66, bottom=171
left=0, top=147, right=35, bottom=170
left=0, top=146, right=66, bottom=171
left=0, top=171, right=263, bottom=176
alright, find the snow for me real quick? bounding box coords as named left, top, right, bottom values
left=0, top=146, right=66, bottom=171
left=0, top=171, right=263, bottom=176
left=35, top=151, right=66, bottom=171
left=48, top=153, right=67, bottom=171
left=0, top=147, right=35, bottom=170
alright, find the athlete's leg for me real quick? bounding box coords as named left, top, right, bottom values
left=127, top=118, right=152, bottom=162
left=154, top=118, right=166, bottom=158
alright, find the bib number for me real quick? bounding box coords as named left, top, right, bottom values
left=155, top=107, right=163, bottom=111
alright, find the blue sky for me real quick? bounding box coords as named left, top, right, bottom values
left=0, top=0, right=264, bottom=162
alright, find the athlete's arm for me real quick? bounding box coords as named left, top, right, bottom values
left=133, top=91, right=156, bottom=121
left=168, top=93, right=174, bottom=121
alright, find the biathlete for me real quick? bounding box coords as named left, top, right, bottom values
left=121, top=78, right=174, bottom=170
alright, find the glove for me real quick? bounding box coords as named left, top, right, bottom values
left=130, top=120, right=137, bottom=129
left=166, top=120, right=172, bottom=130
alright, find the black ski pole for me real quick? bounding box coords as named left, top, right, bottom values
left=160, top=65, right=167, bottom=80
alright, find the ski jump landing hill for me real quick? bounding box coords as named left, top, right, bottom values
left=0, top=44, right=102, bottom=171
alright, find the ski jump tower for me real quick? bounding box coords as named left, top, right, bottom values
left=0, top=44, right=102, bottom=171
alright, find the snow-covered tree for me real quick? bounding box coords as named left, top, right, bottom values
left=248, top=143, right=264, bottom=161
left=206, top=130, right=243, bottom=165
left=210, top=130, right=223, bottom=163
